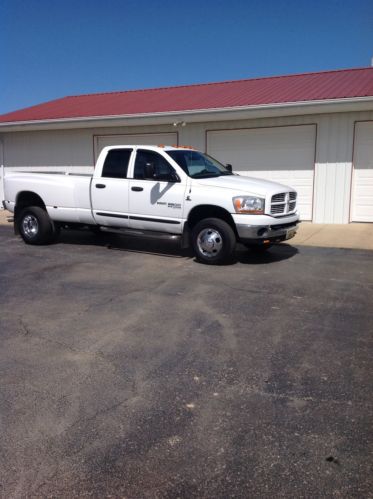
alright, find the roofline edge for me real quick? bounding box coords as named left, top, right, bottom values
left=1, top=96, right=373, bottom=131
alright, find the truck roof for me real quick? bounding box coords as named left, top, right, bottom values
left=102, top=144, right=196, bottom=152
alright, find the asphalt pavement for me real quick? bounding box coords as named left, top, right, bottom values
left=0, top=225, right=372, bottom=498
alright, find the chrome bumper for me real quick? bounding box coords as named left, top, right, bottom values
left=236, top=221, right=299, bottom=242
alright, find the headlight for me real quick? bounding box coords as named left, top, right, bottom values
left=233, top=196, right=265, bottom=214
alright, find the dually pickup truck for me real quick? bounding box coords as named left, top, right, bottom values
left=2, top=145, right=299, bottom=264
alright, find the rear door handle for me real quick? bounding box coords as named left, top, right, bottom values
left=95, top=184, right=106, bottom=189
left=131, top=186, right=143, bottom=192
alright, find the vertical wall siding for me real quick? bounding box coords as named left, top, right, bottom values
left=313, top=114, right=353, bottom=223
left=178, top=110, right=373, bottom=224
left=2, top=110, right=373, bottom=222
left=2, top=129, right=94, bottom=168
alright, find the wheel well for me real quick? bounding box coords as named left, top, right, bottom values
left=187, top=205, right=237, bottom=234
left=15, top=191, right=46, bottom=213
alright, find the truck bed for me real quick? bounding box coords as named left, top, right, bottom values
left=4, top=171, right=95, bottom=225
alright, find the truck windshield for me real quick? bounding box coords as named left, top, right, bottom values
left=166, top=150, right=233, bottom=178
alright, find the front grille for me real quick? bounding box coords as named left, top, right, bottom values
left=271, top=192, right=286, bottom=203
left=270, top=191, right=297, bottom=216
left=271, top=204, right=286, bottom=214
left=272, top=193, right=286, bottom=203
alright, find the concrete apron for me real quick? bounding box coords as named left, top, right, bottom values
left=0, top=209, right=12, bottom=226
left=292, top=221, right=373, bottom=251
left=0, top=209, right=372, bottom=251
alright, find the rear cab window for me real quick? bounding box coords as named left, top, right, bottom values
left=102, top=149, right=133, bottom=178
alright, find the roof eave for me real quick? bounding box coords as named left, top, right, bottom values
left=1, top=96, right=373, bottom=132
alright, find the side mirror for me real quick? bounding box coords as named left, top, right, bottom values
left=226, top=164, right=233, bottom=172
left=144, top=162, right=155, bottom=179
left=155, top=171, right=180, bottom=182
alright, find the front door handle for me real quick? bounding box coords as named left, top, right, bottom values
left=131, top=186, right=144, bottom=192
left=95, top=183, right=106, bottom=189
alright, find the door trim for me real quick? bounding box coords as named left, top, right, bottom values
left=129, top=215, right=181, bottom=225
left=95, top=212, right=129, bottom=219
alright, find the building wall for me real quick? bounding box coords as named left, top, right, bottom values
left=2, top=110, right=373, bottom=223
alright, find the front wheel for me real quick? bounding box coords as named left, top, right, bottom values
left=18, top=206, right=57, bottom=245
left=192, top=218, right=236, bottom=265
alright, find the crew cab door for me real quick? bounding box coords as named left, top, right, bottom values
left=128, top=149, right=187, bottom=233
left=91, top=148, right=133, bottom=227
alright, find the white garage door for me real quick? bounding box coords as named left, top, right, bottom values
left=94, top=132, right=178, bottom=160
left=351, top=122, right=373, bottom=222
left=0, top=141, right=4, bottom=206
left=207, top=125, right=316, bottom=220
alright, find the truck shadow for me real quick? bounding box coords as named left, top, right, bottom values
left=57, top=229, right=298, bottom=264
left=234, top=243, right=298, bottom=265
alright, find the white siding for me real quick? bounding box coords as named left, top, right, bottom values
left=2, top=129, right=94, bottom=168
left=312, top=114, right=354, bottom=223
left=178, top=110, right=373, bottom=223
left=0, top=140, right=4, bottom=203
left=351, top=121, right=373, bottom=222
left=2, top=109, right=373, bottom=222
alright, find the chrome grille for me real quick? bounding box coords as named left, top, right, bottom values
left=272, top=193, right=286, bottom=203
left=270, top=191, right=297, bottom=216
left=271, top=204, right=286, bottom=214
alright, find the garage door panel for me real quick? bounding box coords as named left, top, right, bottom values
left=351, top=122, right=373, bottom=222
left=95, top=133, right=177, bottom=160
left=207, top=125, right=316, bottom=220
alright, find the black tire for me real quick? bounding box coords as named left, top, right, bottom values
left=192, top=218, right=236, bottom=264
left=18, top=206, right=56, bottom=245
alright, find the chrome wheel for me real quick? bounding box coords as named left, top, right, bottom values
left=196, top=228, right=223, bottom=258
left=18, top=206, right=56, bottom=245
left=22, top=214, right=39, bottom=238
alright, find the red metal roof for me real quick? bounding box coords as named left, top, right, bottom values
left=1, top=67, right=373, bottom=124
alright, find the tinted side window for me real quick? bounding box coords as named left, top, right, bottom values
left=102, top=149, right=132, bottom=179
left=134, top=150, right=175, bottom=180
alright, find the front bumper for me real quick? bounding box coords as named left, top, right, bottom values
left=234, top=213, right=300, bottom=244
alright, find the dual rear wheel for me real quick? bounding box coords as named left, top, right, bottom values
left=18, top=206, right=59, bottom=245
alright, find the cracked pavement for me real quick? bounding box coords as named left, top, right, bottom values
left=0, top=226, right=372, bottom=498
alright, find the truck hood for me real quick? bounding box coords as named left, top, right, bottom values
left=194, top=174, right=293, bottom=196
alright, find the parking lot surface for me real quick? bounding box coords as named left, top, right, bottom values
left=0, top=225, right=372, bottom=498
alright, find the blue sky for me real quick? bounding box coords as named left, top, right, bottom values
left=1, top=0, right=372, bottom=115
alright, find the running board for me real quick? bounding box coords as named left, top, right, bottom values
left=99, top=226, right=181, bottom=241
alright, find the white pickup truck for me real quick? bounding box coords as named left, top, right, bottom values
left=2, top=145, right=299, bottom=264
